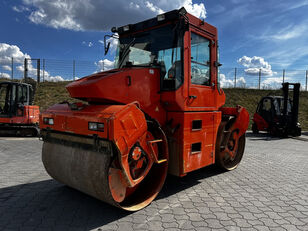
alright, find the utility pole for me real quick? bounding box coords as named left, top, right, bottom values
left=234, top=68, right=237, bottom=88
left=43, top=59, right=45, bottom=82
left=37, top=59, right=40, bottom=83
left=11, top=57, right=14, bottom=79
left=282, top=69, right=285, bottom=83
left=73, top=60, right=76, bottom=81
left=24, top=58, right=41, bottom=82
left=306, top=71, right=308, bottom=91
left=24, top=58, right=28, bottom=80
left=258, top=68, right=261, bottom=89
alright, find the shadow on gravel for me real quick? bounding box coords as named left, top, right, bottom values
left=245, top=131, right=302, bottom=141
left=0, top=165, right=224, bottom=230
left=0, top=180, right=129, bottom=230
left=247, top=131, right=308, bottom=142
left=158, top=165, right=224, bottom=199
left=246, top=132, right=281, bottom=141
left=0, top=134, right=38, bottom=138
left=301, top=131, right=308, bottom=136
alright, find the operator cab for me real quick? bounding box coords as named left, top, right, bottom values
left=256, top=96, right=292, bottom=124
left=113, top=10, right=185, bottom=90
left=0, top=82, right=33, bottom=117
left=106, top=7, right=224, bottom=111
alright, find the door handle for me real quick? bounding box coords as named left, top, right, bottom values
left=126, top=76, right=131, bottom=86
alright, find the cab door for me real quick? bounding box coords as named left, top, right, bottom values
left=187, top=30, right=217, bottom=109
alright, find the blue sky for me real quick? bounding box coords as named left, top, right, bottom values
left=1, top=0, right=308, bottom=86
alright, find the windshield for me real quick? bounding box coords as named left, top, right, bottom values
left=0, top=84, right=9, bottom=112
left=0, top=83, right=29, bottom=116
left=279, top=98, right=292, bottom=114
left=0, top=84, right=12, bottom=116
left=115, top=23, right=183, bottom=89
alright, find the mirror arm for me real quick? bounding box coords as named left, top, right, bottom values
left=103, top=34, right=119, bottom=56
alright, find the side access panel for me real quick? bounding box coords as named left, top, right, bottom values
left=25, top=105, right=40, bottom=124
left=167, top=111, right=221, bottom=176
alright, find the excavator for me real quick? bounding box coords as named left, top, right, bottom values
left=0, top=81, right=39, bottom=136
left=40, top=8, right=249, bottom=211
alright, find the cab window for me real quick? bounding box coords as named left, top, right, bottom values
left=262, top=99, right=272, bottom=111
left=191, top=32, right=210, bottom=86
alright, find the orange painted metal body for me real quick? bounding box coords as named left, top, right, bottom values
left=40, top=9, right=249, bottom=210
left=40, top=102, right=164, bottom=187
left=40, top=11, right=249, bottom=178
left=39, top=9, right=250, bottom=210
left=0, top=105, right=40, bottom=125
left=0, top=81, right=39, bottom=136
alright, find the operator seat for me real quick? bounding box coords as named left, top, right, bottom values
left=167, top=61, right=182, bottom=85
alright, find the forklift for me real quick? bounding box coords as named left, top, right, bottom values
left=252, top=82, right=301, bottom=137
left=0, top=81, right=40, bottom=136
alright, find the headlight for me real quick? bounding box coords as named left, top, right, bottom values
left=88, top=122, right=104, bottom=132
left=43, top=117, right=54, bottom=125
left=123, top=25, right=130, bottom=32
left=157, top=14, right=165, bottom=21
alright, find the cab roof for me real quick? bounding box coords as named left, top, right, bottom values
left=115, top=7, right=217, bottom=38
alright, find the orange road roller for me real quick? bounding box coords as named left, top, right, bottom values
left=40, top=8, right=249, bottom=211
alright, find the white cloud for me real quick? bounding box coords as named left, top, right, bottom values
left=238, top=56, right=276, bottom=76
left=243, top=67, right=275, bottom=76
left=96, top=59, right=115, bottom=72
left=145, top=1, right=164, bottom=14
left=183, top=0, right=206, bottom=19
left=47, top=75, right=65, bottom=82
left=272, top=26, right=307, bottom=41
left=236, top=76, right=246, bottom=87
left=12, top=5, right=30, bottom=13
left=19, top=0, right=206, bottom=31
left=2, top=65, right=12, bottom=71
left=238, top=56, right=271, bottom=69
left=260, top=77, right=285, bottom=89
left=279, top=0, right=308, bottom=12
left=0, top=43, right=30, bottom=79
left=220, top=73, right=246, bottom=88
left=262, top=23, right=308, bottom=41
left=0, top=73, right=10, bottom=79
left=0, top=43, right=64, bottom=82
left=0, top=43, right=31, bottom=63
left=99, top=35, right=119, bottom=54
left=82, top=41, right=93, bottom=47
left=220, top=73, right=234, bottom=88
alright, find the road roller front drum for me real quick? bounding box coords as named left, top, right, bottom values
left=42, top=129, right=168, bottom=211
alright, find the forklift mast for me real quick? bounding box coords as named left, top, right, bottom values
left=282, top=82, right=300, bottom=127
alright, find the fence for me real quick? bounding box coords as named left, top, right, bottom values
left=0, top=58, right=104, bottom=82
left=1, top=58, right=308, bottom=91
left=220, top=68, right=308, bottom=90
